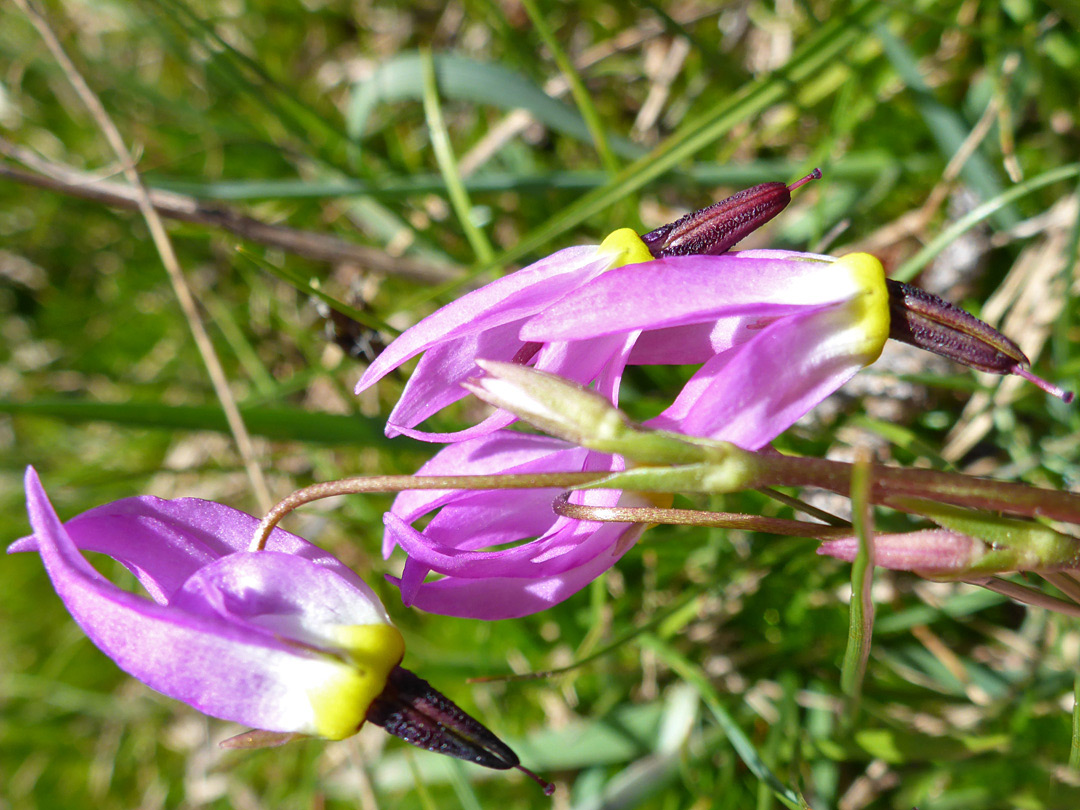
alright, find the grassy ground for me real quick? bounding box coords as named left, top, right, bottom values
left=2, top=1, right=1080, bottom=808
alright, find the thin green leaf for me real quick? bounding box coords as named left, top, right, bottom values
left=454, top=0, right=891, bottom=290
left=420, top=49, right=495, bottom=264
left=346, top=52, right=645, bottom=160
left=0, top=399, right=417, bottom=449
left=640, top=634, right=802, bottom=809
left=840, top=454, right=874, bottom=726
left=874, top=22, right=1016, bottom=227
left=894, top=163, right=1080, bottom=281
left=237, top=246, right=398, bottom=335
left=519, top=0, right=619, bottom=175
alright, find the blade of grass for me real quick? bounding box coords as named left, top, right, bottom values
left=147, top=0, right=443, bottom=269
left=447, top=759, right=484, bottom=810
left=1072, top=671, right=1080, bottom=769
left=237, top=246, right=398, bottom=335
left=840, top=453, right=874, bottom=727
left=874, top=21, right=1017, bottom=228
left=404, top=750, right=440, bottom=810
left=427, top=0, right=890, bottom=303
left=148, top=0, right=361, bottom=171
left=639, top=633, right=802, bottom=809
left=894, top=162, right=1080, bottom=281
left=420, top=49, right=495, bottom=265
left=16, top=0, right=272, bottom=511
left=474, top=584, right=709, bottom=682
left=151, top=152, right=928, bottom=200
left=1053, top=176, right=1080, bottom=369
left=519, top=0, right=619, bottom=176
left=0, top=399, right=420, bottom=449
left=345, top=52, right=645, bottom=160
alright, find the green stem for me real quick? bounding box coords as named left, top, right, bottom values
left=840, top=456, right=874, bottom=727
left=894, top=163, right=1080, bottom=282
left=518, top=0, right=618, bottom=176
left=420, top=49, right=495, bottom=264
left=1072, top=668, right=1080, bottom=770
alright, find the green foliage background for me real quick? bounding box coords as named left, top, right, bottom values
left=2, top=1, right=1080, bottom=808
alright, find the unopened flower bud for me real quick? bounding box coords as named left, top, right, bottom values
left=818, top=529, right=985, bottom=574
left=640, top=169, right=821, bottom=257
left=465, top=360, right=739, bottom=468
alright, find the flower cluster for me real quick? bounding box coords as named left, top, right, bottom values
left=371, top=247, right=894, bottom=617
left=356, top=189, right=1068, bottom=619
left=14, top=174, right=1073, bottom=785
left=10, top=468, right=549, bottom=786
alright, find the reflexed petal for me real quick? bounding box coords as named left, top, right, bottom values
left=519, top=253, right=855, bottom=342
left=386, top=331, right=637, bottom=442
left=384, top=321, right=523, bottom=436
left=647, top=304, right=869, bottom=446
left=355, top=245, right=610, bottom=395
left=387, top=431, right=577, bottom=532
left=382, top=428, right=641, bottom=617
left=387, top=523, right=648, bottom=620
left=15, top=468, right=403, bottom=740
left=9, top=493, right=356, bottom=603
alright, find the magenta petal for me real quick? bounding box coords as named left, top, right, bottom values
left=385, top=491, right=560, bottom=563
left=531, top=331, right=639, bottom=403
left=387, top=432, right=584, bottom=528
left=382, top=432, right=637, bottom=616
left=383, top=320, right=522, bottom=434
left=170, top=550, right=391, bottom=639
left=385, top=506, right=627, bottom=580
left=629, top=318, right=769, bottom=365
left=17, top=468, right=391, bottom=735
left=397, top=556, right=431, bottom=605
left=389, top=408, right=518, bottom=443
left=386, top=523, right=648, bottom=620
left=647, top=304, right=863, bottom=447
left=355, top=245, right=610, bottom=395
left=9, top=493, right=351, bottom=603
left=520, top=254, right=849, bottom=342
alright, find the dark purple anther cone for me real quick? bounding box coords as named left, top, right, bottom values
left=366, top=666, right=555, bottom=795
left=887, top=279, right=1074, bottom=402
left=641, top=169, right=821, bottom=258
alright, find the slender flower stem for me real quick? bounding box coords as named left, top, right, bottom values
left=1072, top=668, right=1080, bottom=770
left=249, top=472, right=604, bottom=551
left=551, top=493, right=851, bottom=539
left=1040, top=572, right=1080, bottom=605
left=747, top=455, right=1080, bottom=524
left=964, top=577, right=1080, bottom=618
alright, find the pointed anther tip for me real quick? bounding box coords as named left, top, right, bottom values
left=786, top=168, right=822, bottom=192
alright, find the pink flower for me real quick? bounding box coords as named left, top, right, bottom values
left=358, top=237, right=891, bottom=444
left=10, top=468, right=403, bottom=740
left=10, top=468, right=555, bottom=785
left=376, top=252, right=895, bottom=618
left=382, top=431, right=649, bottom=619
left=380, top=252, right=889, bottom=619
left=354, top=232, right=653, bottom=442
